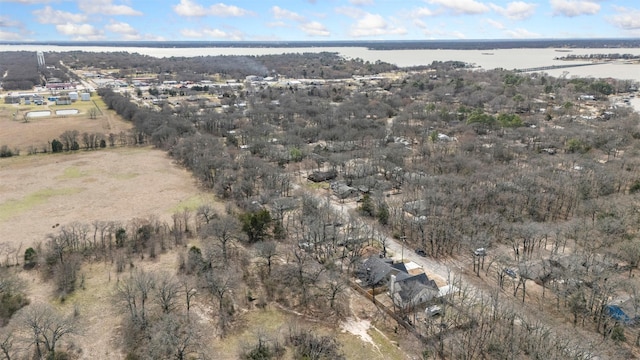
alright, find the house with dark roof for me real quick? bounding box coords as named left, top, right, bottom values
left=358, top=256, right=439, bottom=309
left=389, top=270, right=439, bottom=309
left=331, top=181, right=359, bottom=199
left=359, top=256, right=394, bottom=287
left=307, top=169, right=337, bottom=182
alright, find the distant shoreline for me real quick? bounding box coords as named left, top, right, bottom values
left=3, top=43, right=640, bottom=81
left=2, top=38, right=640, bottom=51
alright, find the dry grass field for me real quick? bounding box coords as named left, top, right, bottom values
left=0, top=94, right=132, bottom=152
left=0, top=147, right=208, bottom=250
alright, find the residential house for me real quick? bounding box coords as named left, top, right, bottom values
left=307, top=169, right=337, bottom=182
left=389, top=262, right=439, bottom=309
left=331, top=181, right=358, bottom=200
left=359, top=256, right=395, bottom=288
left=358, top=256, right=439, bottom=309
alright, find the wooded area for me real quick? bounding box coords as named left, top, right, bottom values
left=2, top=50, right=640, bottom=359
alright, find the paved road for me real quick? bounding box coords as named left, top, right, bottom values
left=320, top=192, right=458, bottom=287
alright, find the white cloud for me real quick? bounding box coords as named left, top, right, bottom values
left=33, top=6, right=88, bottom=25
left=504, top=27, right=540, bottom=38
left=349, top=0, right=374, bottom=5
left=106, top=21, right=137, bottom=35
left=427, top=0, right=490, bottom=15
left=0, top=16, right=22, bottom=28
left=180, top=27, right=244, bottom=40
left=173, top=0, right=252, bottom=17
left=271, top=6, right=305, bottom=22
left=490, top=1, right=537, bottom=20
left=180, top=29, right=204, bottom=37
left=413, top=7, right=436, bottom=17
left=413, top=19, right=428, bottom=29
left=486, top=18, right=504, bottom=29
left=202, top=29, right=227, bottom=38
left=78, top=0, right=142, bottom=16
left=300, top=21, right=330, bottom=36
left=608, top=7, right=640, bottom=30
left=349, top=13, right=407, bottom=37
left=56, top=22, right=104, bottom=40
left=0, top=30, right=23, bottom=40
left=209, top=3, right=252, bottom=17
left=173, top=0, right=206, bottom=17
left=550, top=0, right=600, bottom=17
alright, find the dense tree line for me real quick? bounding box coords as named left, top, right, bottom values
left=0, top=52, right=74, bottom=90
left=50, top=51, right=397, bottom=82
left=0, top=52, right=41, bottom=90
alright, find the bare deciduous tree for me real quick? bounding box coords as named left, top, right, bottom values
left=195, top=204, right=217, bottom=231
left=204, top=270, right=237, bottom=336
left=19, top=304, right=76, bottom=360
left=255, top=241, right=277, bottom=277
left=148, top=314, right=202, bottom=360
left=203, top=215, right=242, bottom=266
left=155, top=272, right=180, bottom=314
left=179, top=275, right=198, bottom=319
left=0, top=327, right=17, bottom=360
left=116, top=270, right=155, bottom=329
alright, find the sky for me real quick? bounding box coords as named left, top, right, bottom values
left=0, top=0, right=639, bottom=42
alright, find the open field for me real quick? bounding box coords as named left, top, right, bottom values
left=0, top=147, right=207, bottom=249
left=0, top=94, right=132, bottom=152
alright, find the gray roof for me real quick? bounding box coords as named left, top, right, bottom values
left=394, top=273, right=439, bottom=305
left=360, top=256, right=394, bottom=286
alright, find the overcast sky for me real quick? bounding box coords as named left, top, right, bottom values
left=1, top=0, right=639, bottom=42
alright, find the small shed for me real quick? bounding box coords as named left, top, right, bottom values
left=68, top=92, right=79, bottom=101
left=55, top=96, right=71, bottom=105
left=81, top=93, right=91, bottom=101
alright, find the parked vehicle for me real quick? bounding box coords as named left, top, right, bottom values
left=504, top=268, right=517, bottom=278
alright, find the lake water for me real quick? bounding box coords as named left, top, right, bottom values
left=2, top=44, right=640, bottom=81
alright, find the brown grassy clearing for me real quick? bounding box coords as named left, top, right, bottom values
left=0, top=147, right=205, bottom=250
left=0, top=94, right=132, bottom=152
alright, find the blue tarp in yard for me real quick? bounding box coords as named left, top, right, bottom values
left=605, top=305, right=631, bottom=323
